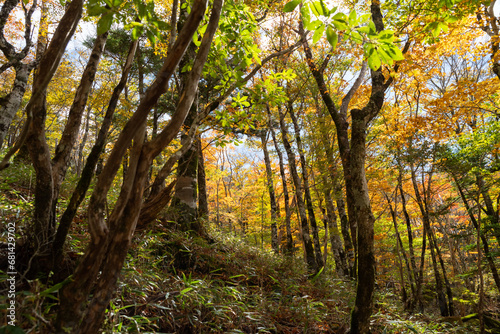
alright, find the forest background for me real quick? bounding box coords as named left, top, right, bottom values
left=1, top=0, right=500, bottom=332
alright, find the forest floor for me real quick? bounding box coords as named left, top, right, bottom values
left=3, top=223, right=497, bottom=333
left=0, top=163, right=498, bottom=333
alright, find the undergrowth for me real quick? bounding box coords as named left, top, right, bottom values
left=1, top=221, right=497, bottom=333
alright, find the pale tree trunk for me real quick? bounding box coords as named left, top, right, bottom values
left=477, top=0, right=500, bottom=80
left=313, top=104, right=354, bottom=275
left=76, top=105, right=91, bottom=176
left=56, top=2, right=219, bottom=331
left=0, top=0, right=37, bottom=149
left=169, top=101, right=201, bottom=232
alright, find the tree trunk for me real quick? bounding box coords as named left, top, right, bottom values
left=289, top=105, right=323, bottom=268
left=476, top=174, right=500, bottom=245
left=410, top=164, right=450, bottom=316
left=197, top=137, right=209, bottom=218
left=260, top=130, right=279, bottom=253
left=0, top=0, right=37, bottom=149
left=169, top=136, right=200, bottom=231
left=56, top=0, right=213, bottom=330
left=454, top=175, right=500, bottom=293
left=429, top=225, right=455, bottom=316
left=325, top=187, right=349, bottom=276
left=51, top=39, right=138, bottom=267
left=0, top=64, right=33, bottom=150
left=22, top=0, right=84, bottom=260
left=278, top=105, right=316, bottom=271
left=336, top=190, right=355, bottom=276
left=300, top=2, right=390, bottom=328
left=397, top=171, right=420, bottom=310
left=268, top=106, right=294, bottom=254
left=385, top=192, right=415, bottom=309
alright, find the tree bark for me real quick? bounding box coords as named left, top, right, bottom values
left=325, top=187, right=349, bottom=276
left=197, top=137, right=209, bottom=218
left=0, top=0, right=37, bottom=149
left=278, top=105, right=316, bottom=271
left=289, top=105, right=323, bottom=268
left=268, top=107, right=294, bottom=254
left=385, top=192, right=414, bottom=309
left=454, top=175, right=500, bottom=293
left=24, top=0, right=85, bottom=256
left=410, top=163, right=450, bottom=316
left=56, top=0, right=213, bottom=331
left=300, top=1, right=390, bottom=329
left=51, top=39, right=138, bottom=267
left=260, top=130, right=279, bottom=253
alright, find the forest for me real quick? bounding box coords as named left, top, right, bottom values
left=0, top=0, right=500, bottom=332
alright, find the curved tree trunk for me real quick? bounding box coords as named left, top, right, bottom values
left=51, top=39, right=137, bottom=267
left=56, top=0, right=213, bottom=330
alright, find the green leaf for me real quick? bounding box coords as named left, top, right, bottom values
left=367, top=50, right=381, bottom=70
left=387, top=44, right=405, bottom=60
left=96, top=13, right=113, bottom=35
left=351, top=30, right=363, bottom=44
left=326, top=26, right=338, bottom=49
left=86, top=3, right=107, bottom=16
left=146, top=30, right=156, bottom=45
left=348, top=10, right=357, bottom=26
left=40, top=277, right=72, bottom=297
left=377, top=47, right=394, bottom=66
left=192, top=32, right=201, bottom=46
left=446, top=15, right=458, bottom=23
left=319, top=0, right=329, bottom=15
left=312, top=1, right=325, bottom=16
left=180, top=287, right=193, bottom=295
left=378, top=30, right=395, bottom=41
left=283, top=0, right=301, bottom=12
left=359, top=13, right=371, bottom=24
left=312, top=23, right=325, bottom=44
left=357, top=26, right=371, bottom=34
left=138, top=2, right=146, bottom=19
left=301, top=4, right=311, bottom=26
left=132, top=26, right=142, bottom=40
left=305, top=19, right=322, bottom=31
left=368, top=20, right=377, bottom=34
left=332, top=12, right=348, bottom=30
left=157, top=21, right=171, bottom=31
